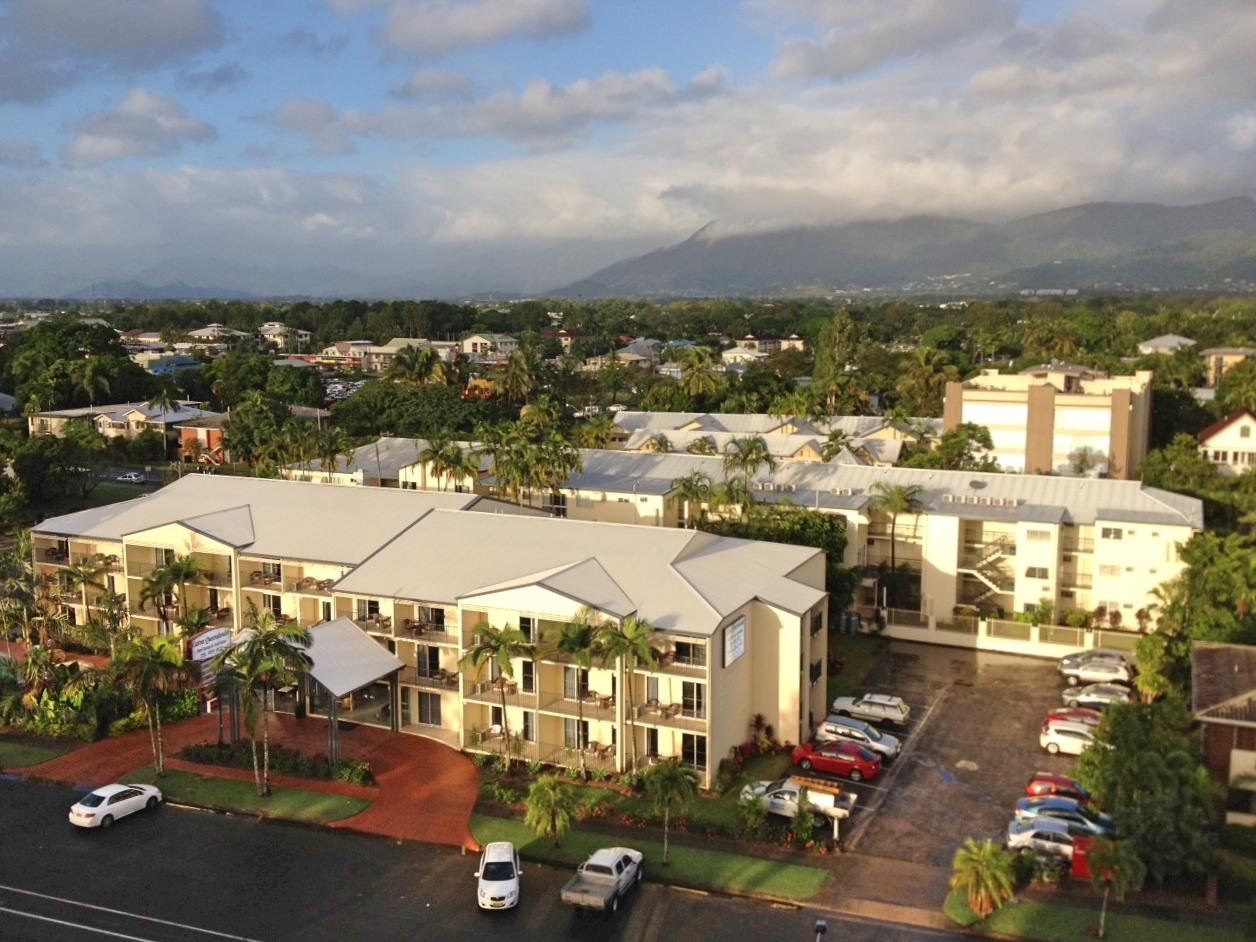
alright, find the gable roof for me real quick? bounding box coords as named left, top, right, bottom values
left=1198, top=408, right=1256, bottom=444
left=307, top=617, right=403, bottom=697
left=1192, top=642, right=1256, bottom=727
left=1139, top=333, right=1197, bottom=350
left=334, top=510, right=825, bottom=636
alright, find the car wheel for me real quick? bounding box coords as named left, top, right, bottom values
left=146, top=796, right=158, bottom=810
left=800, top=759, right=812, bottom=771
left=100, top=815, right=113, bottom=828
left=849, top=770, right=862, bottom=782
left=1046, top=743, right=1060, bottom=755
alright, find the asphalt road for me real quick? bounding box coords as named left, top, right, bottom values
left=0, top=777, right=957, bottom=942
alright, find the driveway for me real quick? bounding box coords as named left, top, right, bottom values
left=845, top=641, right=1076, bottom=868
left=23, top=711, right=479, bottom=849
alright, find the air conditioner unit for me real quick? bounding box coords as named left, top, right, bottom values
left=750, top=482, right=763, bottom=491
left=760, top=482, right=774, bottom=492
left=979, top=496, right=992, bottom=505
left=837, top=487, right=853, bottom=496
left=781, top=484, right=796, bottom=493
left=941, top=494, right=954, bottom=503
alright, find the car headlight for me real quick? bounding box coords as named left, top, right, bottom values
left=507, top=890, right=517, bottom=900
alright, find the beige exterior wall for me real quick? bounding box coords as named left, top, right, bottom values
left=1199, top=413, right=1256, bottom=476
left=920, top=514, right=960, bottom=619
left=563, top=487, right=680, bottom=527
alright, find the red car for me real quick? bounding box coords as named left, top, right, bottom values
left=1026, top=772, right=1092, bottom=803
left=1045, top=707, right=1102, bottom=727
left=792, top=740, right=881, bottom=782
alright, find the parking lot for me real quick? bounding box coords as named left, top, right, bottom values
left=840, top=640, right=1076, bottom=868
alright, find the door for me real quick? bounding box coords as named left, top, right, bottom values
left=646, top=727, right=658, bottom=759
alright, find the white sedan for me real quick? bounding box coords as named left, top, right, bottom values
left=475, top=841, right=521, bottom=910
left=1059, top=657, right=1132, bottom=686
left=115, top=471, right=146, bottom=484
left=69, top=783, right=163, bottom=828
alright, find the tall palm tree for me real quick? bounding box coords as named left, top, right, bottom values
left=573, top=413, right=615, bottom=449
left=548, top=613, right=603, bottom=778
left=82, top=589, right=132, bottom=658
left=145, top=382, right=178, bottom=417
left=531, top=432, right=581, bottom=508
left=722, top=435, right=776, bottom=490
left=643, top=759, right=699, bottom=864
left=671, top=471, right=713, bottom=528
left=524, top=775, right=578, bottom=847
left=473, top=422, right=510, bottom=496
left=114, top=635, right=199, bottom=776
left=819, top=429, right=853, bottom=462
left=318, top=426, right=352, bottom=482
left=211, top=605, right=312, bottom=796
left=139, top=567, right=177, bottom=636
left=164, top=554, right=206, bottom=624
left=78, top=358, right=111, bottom=407
left=500, top=347, right=541, bottom=406
left=678, top=347, right=719, bottom=402
left=418, top=433, right=454, bottom=490
left=895, top=348, right=959, bottom=416
left=1087, top=838, right=1146, bottom=940
left=459, top=622, right=532, bottom=765
left=63, top=558, right=106, bottom=621
left=597, top=615, right=656, bottom=772
left=686, top=435, right=718, bottom=456
left=948, top=837, right=1015, bottom=919
left=868, top=482, right=925, bottom=607
left=388, top=344, right=447, bottom=386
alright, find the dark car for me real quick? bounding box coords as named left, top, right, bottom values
left=1013, top=796, right=1115, bottom=838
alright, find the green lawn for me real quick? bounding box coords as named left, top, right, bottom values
left=30, top=482, right=150, bottom=522
left=944, top=891, right=1243, bottom=942
left=0, top=738, right=80, bottom=769
left=472, top=814, right=828, bottom=901
left=827, top=634, right=884, bottom=704
left=126, top=766, right=371, bottom=824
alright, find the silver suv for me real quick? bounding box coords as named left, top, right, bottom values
left=831, top=693, right=911, bottom=728
left=814, top=715, right=901, bottom=759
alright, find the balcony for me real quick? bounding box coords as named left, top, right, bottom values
left=395, top=618, right=459, bottom=645
left=1059, top=574, right=1094, bottom=589
left=284, top=576, right=337, bottom=596
left=398, top=667, right=460, bottom=692
left=636, top=650, right=706, bottom=679
left=538, top=692, right=616, bottom=722
left=464, top=678, right=540, bottom=708
left=1060, top=540, right=1095, bottom=554
left=632, top=701, right=707, bottom=733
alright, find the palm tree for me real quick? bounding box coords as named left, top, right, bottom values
left=318, top=427, right=352, bottom=482
left=164, top=554, right=206, bottom=624
left=211, top=605, right=312, bottom=796
left=895, top=347, right=959, bottom=416
left=597, top=615, right=656, bottom=772
left=82, top=589, right=133, bottom=658
left=819, top=429, right=853, bottom=462
left=548, top=613, right=603, bottom=779
left=459, top=622, right=532, bottom=764
left=686, top=435, right=718, bottom=456
left=573, top=413, right=615, bottom=449
left=523, top=775, right=578, bottom=847
left=722, top=435, right=776, bottom=490
left=63, top=558, right=105, bottom=620
left=678, top=347, right=719, bottom=401
left=948, top=837, right=1015, bottom=919
left=643, top=759, right=699, bottom=864
left=1087, top=839, right=1146, bottom=940
left=388, top=345, right=447, bottom=387
left=500, top=347, right=541, bottom=406
left=671, top=471, right=713, bottom=528
left=145, top=382, right=178, bottom=417
left=139, top=567, right=177, bottom=636
left=645, top=433, right=673, bottom=453
left=78, top=358, right=111, bottom=407
left=868, top=482, right=925, bottom=607
left=114, top=635, right=199, bottom=776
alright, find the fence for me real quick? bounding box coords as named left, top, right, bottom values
left=866, top=611, right=1147, bottom=661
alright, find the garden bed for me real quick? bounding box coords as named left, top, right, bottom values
left=179, top=741, right=375, bottom=786
left=126, top=766, right=371, bottom=824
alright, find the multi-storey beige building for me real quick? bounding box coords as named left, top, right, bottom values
left=943, top=364, right=1153, bottom=478
left=1202, top=347, right=1255, bottom=388
left=32, top=475, right=828, bottom=786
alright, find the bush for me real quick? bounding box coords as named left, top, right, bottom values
left=942, top=890, right=982, bottom=928
left=178, top=740, right=373, bottom=785
left=526, top=759, right=543, bottom=776
left=738, top=795, right=769, bottom=837
left=107, top=688, right=202, bottom=737
left=335, top=758, right=375, bottom=786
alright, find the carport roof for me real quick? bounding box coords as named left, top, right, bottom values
left=307, top=617, right=403, bottom=698
left=1192, top=642, right=1256, bottom=728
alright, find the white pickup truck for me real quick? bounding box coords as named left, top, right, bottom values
left=559, top=847, right=644, bottom=913
left=740, top=775, right=858, bottom=821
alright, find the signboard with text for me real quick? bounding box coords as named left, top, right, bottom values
left=189, top=626, right=233, bottom=665
left=722, top=616, right=746, bottom=668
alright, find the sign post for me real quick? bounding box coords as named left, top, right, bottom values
left=188, top=626, right=234, bottom=745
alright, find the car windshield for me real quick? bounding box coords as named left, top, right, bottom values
left=481, top=861, right=515, bottom=881
left=79, top=793, right=106, bottom=807
left=856, top=746, right=876, bottom=762
left=863, top=726, right=883, bottom=742
left=1074, top=804, right=1101, bottom=822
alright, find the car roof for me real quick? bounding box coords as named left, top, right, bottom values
left=1029, top=772, right=1080, bottom=785
left=823, top=714, right=872, bottom=730
left=1024, top=796, right=1081, bottom=810
left=588, top=847, right=637, bottom=865
left=86, top=783, right=131, bottom=797
left=1013, top=817, right=1072, bottom=836
left=860, top=694, right=903, bottom=705
left=1047, top=721, right=1094, bottom=735
left=483, top=842, right=516, bottom=861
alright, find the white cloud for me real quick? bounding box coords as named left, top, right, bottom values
left=331, top=0, right=589, bottom=56
left=63, top=88, right=216, bottom=167
left=1226, top=114, right=1256, bottom=153
left=178, top=62, right=249, bottom=92
left=390, top=67, right=474, bottom=100
left=0, top=138, right=46, bottom=167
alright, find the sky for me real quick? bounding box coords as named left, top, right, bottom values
left=1, top=0, right=1254, bottom=296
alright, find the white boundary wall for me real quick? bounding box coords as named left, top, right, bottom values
left=872, top=614, right=1141, bottom=661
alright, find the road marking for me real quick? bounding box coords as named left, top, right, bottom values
left=0, top=905, right=159, bottom=942
left=0, top=885, right=265, bottom=942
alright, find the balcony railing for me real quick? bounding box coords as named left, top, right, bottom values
left=398, top=667, right=459, bottom=691
left=284, top=576, right=336, bottom=595
left=539, top=692, right=615, bottom=721
left=464, top=679, right=540, bottom=706
left=633, top=702, right=708, bottom=732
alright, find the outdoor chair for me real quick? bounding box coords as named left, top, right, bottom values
left=665, top=703, right=682, bottom=718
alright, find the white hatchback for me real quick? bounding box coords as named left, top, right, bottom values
left=476, top=841, right=521, bottom=910
left=69, top=783, right=163, bottom=828
left=1039, top=721, right=1095, bottom=756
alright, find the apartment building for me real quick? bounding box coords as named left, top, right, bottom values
left=1198, top=409, right=1256, bottom=476
left=282, top=437, right=488, bottom=490
left=461, top=333, right=518, bottom=361
left=359, top=338, right=460, bottom=375
left=942, top=364, right=1153, bottom=478
left=549, top=450, right=1202, bottom=622
left=28, top=401, right=222, bottom=448
left=1203, top=347, right=1255, bottom=388
left=257, top=322, right=312, bottom=351
left=622, top=428, right=905, bottom=466
left=610, top=411, right=939, bottom=446
left=32, top=475, right=828, bottom=786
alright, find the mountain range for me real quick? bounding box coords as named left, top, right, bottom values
left=555, top=197, right=1256, bottom=298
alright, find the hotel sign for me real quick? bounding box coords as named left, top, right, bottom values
left=722, top=616, right=746, bottom=668
left=190, top=626, right=233, bottom=664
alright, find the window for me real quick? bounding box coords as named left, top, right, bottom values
left=674, top=641, right=706, bottom=668
left=1100, top=527, right=1123, bottom=540
left=681, top=733, right=707, bottom=770
left=264, top=594, right=281, bottom=617
left=208, top=588, right=219, bottom=611
left=419, top=645, right=440, bottom=678
left=157, top=547, right=175, bottom=567
left=522, top=710, right=536, bottom=742
left=418, top=692, right=441, bottom=725
left=1099, top=564, right=1120, bottom=577
left=645, top=676, right=659, bottom=703
left=1025, top=566, right=1048, bottom=579
left=355, top=598, right=379, bottom=620
left=543, top=493, right=567, bottom=518
left=563, top=666, right=589, bottom=700
left=564, top=718, right=588, bottom=749
left=519, top=616, right=533, bottom=643
left=809, top=611, right=824, bottom=637
left=321, top=601, right=332, bottom=622
left=521, top=660, right=535, bottom=694
left=420, top=606, right=445, bottom=629
left=682, top=682, right=706, bottom=719
left=262, top=561, right=281, bottom=579
left=1026, top=529, right=1051, bottom=542
left=1242, top=426, right=1252, bottom=438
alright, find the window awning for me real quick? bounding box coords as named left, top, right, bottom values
left=307, top=617, right=403, bottom=698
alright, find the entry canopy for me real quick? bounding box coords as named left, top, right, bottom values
left=307, top=617, right=403, bottom=698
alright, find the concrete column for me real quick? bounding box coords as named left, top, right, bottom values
left=1025, top=384, right=1057, bottom=474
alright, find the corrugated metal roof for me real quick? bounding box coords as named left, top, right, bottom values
left=307, top=617, right=403, bottom=697
left=1193, top=642, right=1256, bottom=727
left=334, top=510, right=825, bottom=635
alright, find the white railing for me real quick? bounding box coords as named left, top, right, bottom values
left=872, top=612, right=1147, bottom=661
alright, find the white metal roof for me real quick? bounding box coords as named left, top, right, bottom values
left=307, top=617, right=403, bottom=697
left=335, top=510, right=825, bottom=635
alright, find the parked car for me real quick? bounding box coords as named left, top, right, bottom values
left=1059, top=649, right=1132, bottom=671
left=1006, top=817, right=1077, bottom=860
left=69, top=783, right=162, bottom=828
left=475, top=841, right=521, bottom=910
left=1040, top=720, right=1096, bottom=756
left=1044, top=707, right=1103, bottom=727
left=813, top=715, right=901, bottom=759
left=115, top=471, right=146, bottom=484
left=1061, top=683, right=1132, bottom=710
left=792, top=741, right=882, bottom=782
left=1026, top=772, right=1092, bottom=803
left=1059, top=657, right=1132, bottom=687
left=830, top=693, right=910, bottom=728
left=560, top=847, right=643, bottom=913
left=739, top=776, right=858, bottom=821
left=1014, top=796, right=1115, bottom=838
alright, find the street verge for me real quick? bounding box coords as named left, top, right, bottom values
left=125, top=766, right=371, bottom=825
